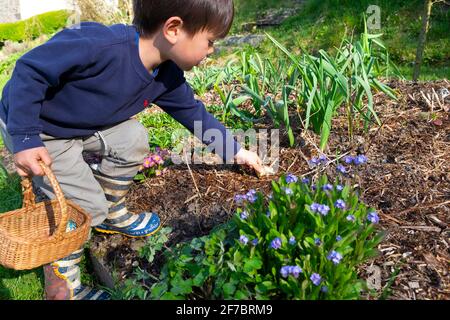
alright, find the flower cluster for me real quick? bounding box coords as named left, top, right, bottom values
left=143, top=154, right=164, bottom=169
left=240, top=210, right=249, bottom=220
left=270, top=237, right=282, bottom=249
left=239, top=234, right=259, bottom=246
left=334, top=199, right=346, bottom=209
left=235, top=189, right=258, bottom=204
left=310, top=273, right=322, bottom=286
left=308, top=155, right=328, bottom=167
left=144, top=147, right=170, bottom=169
left=337, top=154, right=368, bottom=175
left=239, top=235, right=249, bottom=245
left=280, top=266, right=303, bottom=278
left=352, top=155, right=368, bottom=165
left=136, top=147, right=170, bottom=181
left=285, top=174, right=298, bottom=184
left=327, top=250, right=343, bottom=265
left=310, top=203, right=330, bottom=216
left=367, top=211, right=380, bottom=224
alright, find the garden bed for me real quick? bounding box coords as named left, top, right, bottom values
left=88, top=80, right=449, bottom=300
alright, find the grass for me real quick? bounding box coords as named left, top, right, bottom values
left=0, top=162, right=99, bottom=300
left=230, top=0, right=449, bottom=80
left=0, top=267, right=44, bottom=300
left=0, top=163, right=44, bottom=300
left=397, top=64, right=450, bottom=81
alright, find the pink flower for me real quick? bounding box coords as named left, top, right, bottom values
left=143, top=158, right=155, bottom=168
left=152, top=154, right=164, bottom=165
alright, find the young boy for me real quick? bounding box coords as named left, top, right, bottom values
left=0, top=0, right=264, bottom=300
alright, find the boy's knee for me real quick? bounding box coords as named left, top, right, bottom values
left=124, top=120, right=149, bottom=156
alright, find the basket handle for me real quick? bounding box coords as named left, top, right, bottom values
left=21, top=161, right=69, bottom=240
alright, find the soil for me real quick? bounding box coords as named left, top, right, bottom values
left=2, top=80, right=449, bottom=300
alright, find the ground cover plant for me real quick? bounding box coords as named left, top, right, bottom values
left=111, top=157, right=386, bottom=300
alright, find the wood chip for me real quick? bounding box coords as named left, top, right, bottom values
left=400, top=225, right=442, bottom=233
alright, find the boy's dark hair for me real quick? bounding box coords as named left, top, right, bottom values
left=132, top=0, right=234, bottom=39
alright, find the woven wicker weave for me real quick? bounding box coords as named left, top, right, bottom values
left=0, top=162, right=92, bottom=270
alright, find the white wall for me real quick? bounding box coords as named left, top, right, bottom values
left=19, top=0, right=75, bottom=20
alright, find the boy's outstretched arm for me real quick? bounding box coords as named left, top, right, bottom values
left=154, top=62, right=267, bottom=176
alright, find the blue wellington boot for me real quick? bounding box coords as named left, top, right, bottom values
left=92, top=169, right=161, bottom=238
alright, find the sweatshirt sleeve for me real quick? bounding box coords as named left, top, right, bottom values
left=154, top=70, right=241, bottom=163
left=5, top=27, right=96, bottom=154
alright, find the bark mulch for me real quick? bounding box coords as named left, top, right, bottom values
left=91, top=79, right=449, bottom=300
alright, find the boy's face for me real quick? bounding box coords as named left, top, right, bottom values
left=163, top=19, right=216, bottom=71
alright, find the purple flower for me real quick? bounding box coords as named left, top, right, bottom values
left=336, top=164, right=347, bottom=174
left=314, top=238, right=322, bottom=246
left=335, top=199, right=346, bottom=209
left=336, top=235, right=342, bottom=241
left=344, top=156, right=354, bottom=164
left=291, top=266, right=303, bottom=278
left=321, top=286, right=329, bottom=293
left=282, top=187, right=293, bottom=195
left=310, top=203, right=320, bottom=212
left=354, top=155, right=368, bottom=165
left=336, top=184, right=344, bottom=191
left=367, top=211, right=380, bottom=224
left=318, top=155, right=328, bottom=163
left=286, top=174, right=298, bottom=184
left=310, top=273, right=322, bottom=286
left=280, top=265, right=303, bottom=278
left=322, top=184, right=333, bottom=191
left=251, top=238, right=259, bottom=246
left=327, top=251, right=343, bottom=265
left=302, top=177, right=310, bottom=184
left=239, top=235, right=249, bottom=245
left=312, top=185, right=317, bottom=191
left=308, top=157, right=321, bottom=167
left=280, top=266, right=290, bottom=278
left=317, top=204, right=330, bottom=216
left=240, top=211, right=249, bottom=220
left=289, top=236, right=296, bottom=245
left=270, top=237, right=282, bottom=249
left=246, top=190, right=258, bottom=203
left=346, top=215, right=356, bottom=222
left=234, top=194, right=245, bottom=204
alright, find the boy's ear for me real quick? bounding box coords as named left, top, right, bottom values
left=163, top=17, right=184, bottom=45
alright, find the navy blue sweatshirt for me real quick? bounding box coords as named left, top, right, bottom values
left=0, top=22, right=240, bottom=161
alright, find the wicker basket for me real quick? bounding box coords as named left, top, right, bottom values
left=0, top=161, right=92, bottom=270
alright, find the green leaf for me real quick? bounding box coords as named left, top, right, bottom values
left=223, top=282, right=237, bottom=297
left=160, top=292, right=184, bottom=300
left=243, top=257, right=263, bottom=273
left=150, top=282, right=168, bottom=299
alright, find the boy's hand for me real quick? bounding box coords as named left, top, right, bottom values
left=234, top=149, right=266, bottom=177
left=13, top=147, right=53, bottom=177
